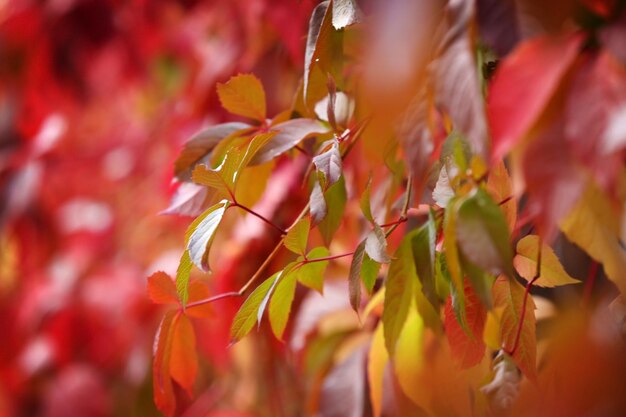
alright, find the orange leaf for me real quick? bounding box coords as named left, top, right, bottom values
left=493, top=276, right=537, bottom=382
left=444, top=280, right=487, bottom=368
left=216, top=74, right=266, bottom=122
left=147, top=272, right=179, bottom=305
left=170, top=314, right=198, bottom=394
left=185, top=280, right=214, bottom=318
left=153, top=310, right=177, bottom=417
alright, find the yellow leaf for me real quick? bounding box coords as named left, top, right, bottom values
left=514, top=235, right=581, bottom=287
left=368, top=322, right=388, bottom=417
left=559, top=183, right=626, bottom=295
left=487, top=160, right=516, bottom=232
left=393, top=305, right=425, bottom=405
left=483, top=307, right=504, bottom=350
left=216, top=74, right=266, bottom=121
left=284, top=217, right=310, bottom=255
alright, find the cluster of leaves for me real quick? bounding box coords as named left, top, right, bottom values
left=152, top=0, right=626, bottom=416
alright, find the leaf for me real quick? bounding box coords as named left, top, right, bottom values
left=176, top=250, right=193, bottom=306
left=475, top=0, right=521, bottom=56
left=365, top=224, right=391, bottom=264
left=147, top=271, right=178, bottom=305
left=309, top=180, right=327, bottom=226
left=186, top=280, right=214, bottom=318
left=251, top=119, right=328, bottom=165
left=559, top=183, right=626, bottom=295
left=382, top=235, right=416, bottom=355
left=444, top=281, right=487, bottom=369
left=489, top=34, right=583, bottom=160
left=486, top=160, right=516, bottom=232
left=443, top=198, right=466, bottom=320
left=313, top=141, right=342, bottom=189
left=349, top=240, right=366, bottom=312
left=318, top=345, right=367, bottom=417
left=332, top=0, right=360, bottom=30
left=161, top=182, right=210, bottom=217
left=317, top=176, right=347, bottom=246
left=434, top=0, right=488, bottom=157
left=361, top=255, right=380, bottom=294
left=153, top=311, right=176, bottom=417
left=368, top=322, right=388, bottom=417
left=169, top=314, right=197, bottom=394
left=230, top=273, right=280, bottom=342
left=216, top=74, right=266, bottom=121
left=296, top=246, right=330, bottom=293
left=393, top=305, right=425, bottom=404
left=493, top=276, right=537, bottom=381
left=514, top=235, right=581, bottom=287
left=284, top=217, right=310, bottom=255
left=455, top=188, right=513, bottom=277
left=411, top=216, right=438, bottom=311
left=359, top=177, right=374, bottom=223
left=186, top=200, right=229, bottom=272
left=269, top=269, right=298, bottom=340
left=174, top=122, right=251, bottom=180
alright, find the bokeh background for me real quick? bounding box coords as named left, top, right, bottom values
left=0, top=1, right=315, bottom=415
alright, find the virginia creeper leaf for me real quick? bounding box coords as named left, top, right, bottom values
left=486, top=160, right=516, bottom=232
left=296, top=246, right=330, bottom=293
left=176, top=250, right=193, bottom=306
left=349, top=240, right=366, bottom=312
left=216, top=74, right=266, bottom=122
left=365, top=224, right=391, bottom=264
left=456, top=188, right=514, bottom=277
left=174, top=122, right=251, bottom=180
left=411, top=216, right=437, bottom=311
left=269, top=269, right=298, bottom=340
left=186, top=200, right=229, bottom=272
left=393, top=305, right=425, bottom=403
left=284, top=217, right=310, bottom=255
left=359, top=177, right=374, bottom=223
left=559, top=183, right=626, bottom=295
left=251, top=118, right=328, bottom=165
left=368, top=322, right=388, bottom=417
left=312, top=140, right=342, bottom=189
left=153, top=310, right=176, bottom=417
left=493, top=275, right=537, bottom=381
left=148, top=271, right=179, bottom=305
left=185, top=280, right=214, bottom=319
left=489, top=34, right=583, bottom=160
left=169, top=313, right=197, bottom=394
left=230, top=273, right=280, bottom=342
left=317, top=175, right=347, bottom=246
left=514, top=235, right=581, bottom=287
left=383, top=234, right=416, bottom=355
left=444, top=281, right=487, bottom=368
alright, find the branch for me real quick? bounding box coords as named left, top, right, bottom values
left=231, top=202, right=287, bottom=235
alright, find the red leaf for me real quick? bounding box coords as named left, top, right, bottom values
left=170, top=314, right=198, bottom=395
left=493, top=276, right=537, bottom=382
left=153, top=310, right=177, bottom=417
left=489, top=33, right=583, bottom=161
left=444, top=280, right=487, bottom=368
left=185, top=280, right=214, bottom=319
left=148, top=272, right=179, bottom=305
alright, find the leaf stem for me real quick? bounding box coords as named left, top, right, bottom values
left=302, top=252, right=354, bottom=264
left=232, top=202, right=287, bottom=235
left=504, top=237, right=542, bottom=356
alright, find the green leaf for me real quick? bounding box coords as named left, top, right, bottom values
left=456, top=188, right=514, bottom=277
left=410, top=216, right=437, bottom=311
left=186, top=200, right=230, bottom=272
left=362, top=254, right=380, bottom=294
left=176, top=250, right=193, bottom=307
left=360, top=176, right=374, bottom=223
left=514, top=235, right=581, bottom=287
left=230, top=273, right=280, bottom=342
left=317, top=176, right=347, bottom=246
left=216, top=74, right=266, bottom=121
left=284, top=217, right=310, bottom=255
left=365, top=224, right=391, bottom=263
left=383, top=234, right=416, bottom=355
left=313, top=140, right=342, bottom=189
left=269, top=269, right=298, bottom=340
left=443, top=198, right=466, bottom=320
left=296, top=246, right=330, bottom=293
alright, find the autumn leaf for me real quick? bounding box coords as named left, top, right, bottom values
left=489, top=34, right=583, bottom=160
left=368, top=322, right=388, bottom=417
left=316, top=176, right=347, bottom=245
left=217, top=74, right=266, bottom=122
left=359, top=177, right=374, bottom=223
left=230, top=273, right=280, bottom=342
left=185, top=200, right=229, bottom=272
left=169, top=314, right=198, bottom=394
left=444, top=281, right=487, bottom=368
left=175, top=250, right=193, bottom=306
left=559, top=183, right=626, bottom=296
left=147, top=271, right=179, bottom=305
left=393, top=305, right=425, bottom=405
left=284, top=217, right=310, bottom=255
left=514, top=235, right=581, bottom=287
left=269, top=269, right=298, bottom=340
left=493, top=276, right=537, bottom=381
left=487, top=160, right=516, bottom=232
left=295, top=246, right=330, bottom=293
left=365, top=224, right=391, bottom=264
left=153, top=311, right=176, bottom=417
left=312, top=140, right=342, bottom=189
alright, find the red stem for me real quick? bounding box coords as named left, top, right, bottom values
left=302, top=252, right=354, bottom=264
left=232, top=203, right=286, bottom=235
left=185, top=291, right=241, bottom=309
left=379, top=217, right=407, bottom=228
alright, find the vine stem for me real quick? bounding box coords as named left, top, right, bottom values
left=504, top=236, right=542, bottom=356
left=231, top=202, right=287, bottom=235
